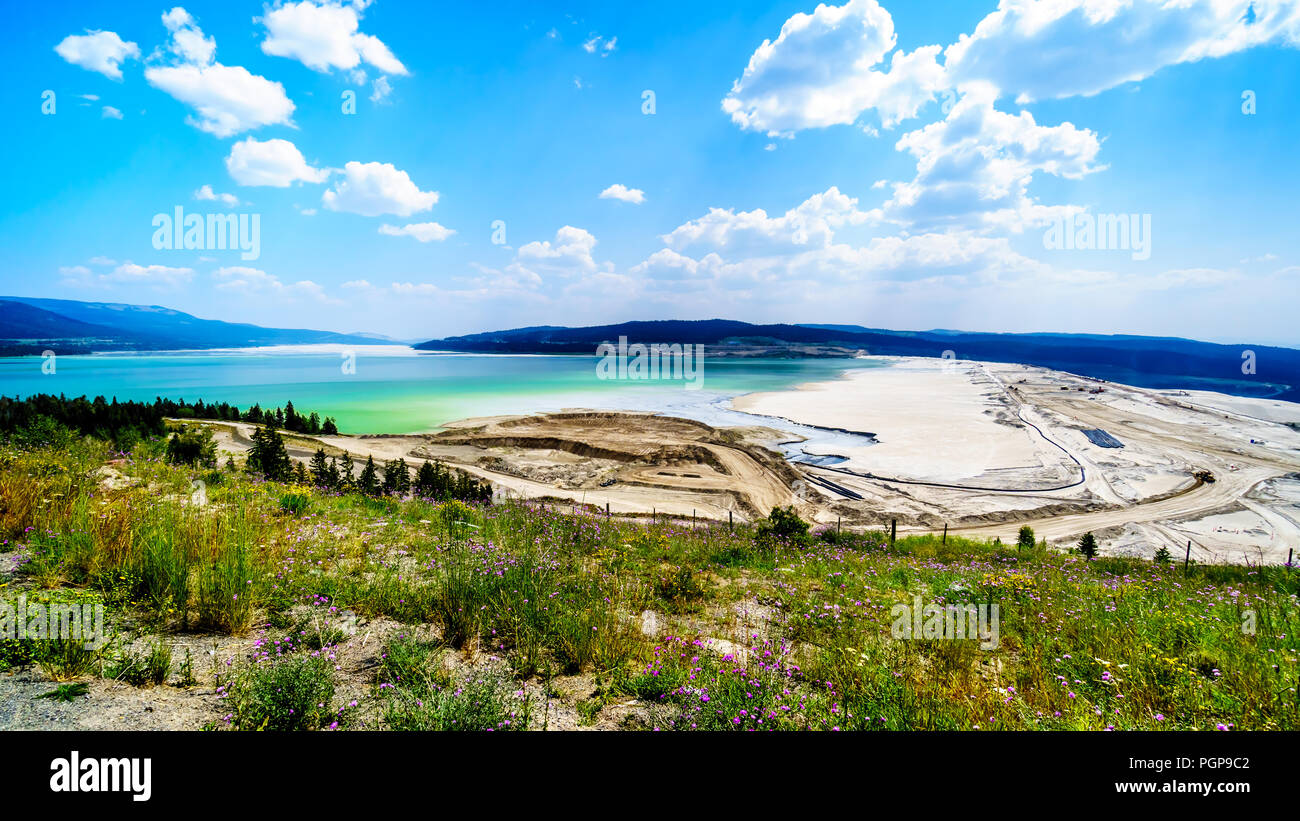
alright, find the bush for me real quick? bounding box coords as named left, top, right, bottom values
left=0, top=637, right=35, bottom=672
left=382, top=673, right=527, bottom=731
left=35, top=636, right=103, bottom=682
left=105, top=637, right=172, bottom=686
left=165, top=426, right=217, bottom=468
left=756, top=506, right=810, bottom=546
left=226, top=653, right=336, bottom=731
left=10, top=416, right=75, bottom=451
left=655, top=566, right=705, bottom=608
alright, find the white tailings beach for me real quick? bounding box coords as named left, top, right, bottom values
left=732, top=357, right=1300, bottom=564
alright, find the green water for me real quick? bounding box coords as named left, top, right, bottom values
left=0, top=346, right=880, bottom=434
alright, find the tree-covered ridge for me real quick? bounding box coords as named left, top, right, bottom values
left=0, top=394, right=340, bottom=442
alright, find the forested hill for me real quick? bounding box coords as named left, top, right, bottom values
left=415, top=319, right=1300, bottom=402
left=0, top=296, right=384, bottom=353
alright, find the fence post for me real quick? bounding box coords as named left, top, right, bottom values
left=729, top=510, right=733, bottom=531
left=942, top=523, right=947, bottom=544
left=1184, top=540, right=1191, bottom=573
left=890, top=518, right=897, bottom=547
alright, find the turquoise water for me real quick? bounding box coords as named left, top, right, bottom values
left=0, top=346, right=880, bottom=435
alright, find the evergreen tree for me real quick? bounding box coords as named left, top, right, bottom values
left=395, top=457, right=411, bottom=494
left=165, top=425, right=218, bottom=467
left=358, top=455, right=380, bottom=496
left=1078, top=531, right=1099, bottom=559
left=1017, top=525, right=1035, bottom=551
left=382, top=459, right=400, bottom=495
left=322, top=417, right=339, bottom=436
left=293, top=461, right=308, bottom=484
left=382, top=458, right=411, bottom=496
left=284, top=401, right=300, bottom=432
left=310, top=448, right=331, bottom=486
left=248, top=423, right=292, bottom=482
left=414, top=460, right=438, bottom=498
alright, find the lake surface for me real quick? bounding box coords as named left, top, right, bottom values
left=0, top=346, right=881, bottom=456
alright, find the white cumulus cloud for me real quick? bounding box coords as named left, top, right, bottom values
left=54, top=30, right=140, bottom=80
left=225, top=137, right=329, bottom=187
left=259, top=0, right=408, bottom=75
left=944, top=0, right=1300, bottom=105
left=144, top=8, right=296, bottom=137
left=322, top=161, right=438, bottom=216
left=599, top=184, right=645, bottom=204
left=722, top=0, right=944, bottom=134
left=881, top=86, right=1103, bottom=232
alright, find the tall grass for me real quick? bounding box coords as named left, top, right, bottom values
left=4, top=437, right=1298, bottom=730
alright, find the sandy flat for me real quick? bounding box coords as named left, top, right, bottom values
left=731, top=358, right=1053, bottom=483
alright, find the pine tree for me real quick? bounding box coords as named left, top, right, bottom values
left=395, top=458, right=411, bottom=494
left=293, top=461, right=308, bottom=484
left=322, top=417, right=339, bottom=435
left=415, top=460, right=437, bottom=498
left=1017, top=525, right=1035, bottom=551
left=382, top=459, right=400, bottom=495
left=339, top=452, right=356, bottom=488
left=248, top=423, right=292, bottom=482
left=1078, top=531, right=1098, bottom=559
left=310, top=448, right=330, bottom=486
left=358, top=456, right=380, bottom=496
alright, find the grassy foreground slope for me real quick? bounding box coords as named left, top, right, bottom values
left=1, top=434, right=1297, bottom=731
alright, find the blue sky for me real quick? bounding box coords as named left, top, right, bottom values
left=4, top=0, right=1299, bottom=344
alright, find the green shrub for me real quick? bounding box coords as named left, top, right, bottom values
left=105, top=637, right=172, bottom=686
left=382, top=673, right=527, bottom=731
left=226, top=653, right=336, bottom=731
left=0, top=637, right=35, bottom=672
left=655, top=566, right=705, bottom=608
left=35, top=636, right=103, bottom=681
left=756, top=506, right=810, bottom=546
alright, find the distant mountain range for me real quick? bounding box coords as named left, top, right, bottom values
left=3, top=298, right=1294, bottom=403
left=0, top=296, right=387, bottom=354
left=416, top=319, right=1300, bottom=402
